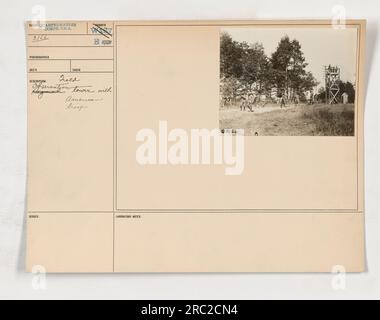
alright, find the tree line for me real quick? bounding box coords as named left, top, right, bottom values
left=220, top=32, right=356, bottom=104
left=220, top=32, right=317, bottom=102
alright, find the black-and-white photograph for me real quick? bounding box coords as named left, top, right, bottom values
left=220, top=27, right=358, bottom=136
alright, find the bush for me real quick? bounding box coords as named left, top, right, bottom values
left=302, top=107, right=354, bottom=136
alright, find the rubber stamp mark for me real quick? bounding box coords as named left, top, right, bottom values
left=92, top=24, right=112, bottom=38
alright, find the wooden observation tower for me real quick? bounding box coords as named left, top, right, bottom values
left=324, top=65, right=341, bottom=104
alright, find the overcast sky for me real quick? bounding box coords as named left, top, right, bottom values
left=223, top=27, right=358, bottom=88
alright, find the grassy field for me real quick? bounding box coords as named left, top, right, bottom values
left=219, top=103, right=355, bottom=136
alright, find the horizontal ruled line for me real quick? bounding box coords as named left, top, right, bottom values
left=28, top=71, right=113, bottom=73
left=28, top=45, right=113, bottom=48
left=28, top=58, right=113, bottom=60
left=27, top=210, right=363, bottom=214
left=28, top=33, right=112, bottom=36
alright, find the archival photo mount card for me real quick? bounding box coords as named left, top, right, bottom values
left=26, top=20, right=365, bottom=273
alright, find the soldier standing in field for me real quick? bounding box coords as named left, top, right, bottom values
left=279, top=92, right=286, bottom=108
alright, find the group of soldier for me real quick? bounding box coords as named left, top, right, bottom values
left=222, top=86, right=350, bottom=112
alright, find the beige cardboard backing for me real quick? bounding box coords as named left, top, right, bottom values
left=115, top=213, right=364, bottom=272
left=26, top=213, right=114, bottom=273
left=26, top=20, right=366, bottom=273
